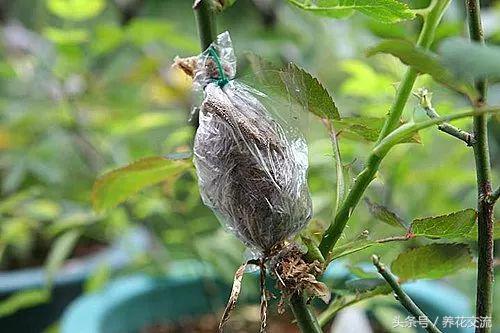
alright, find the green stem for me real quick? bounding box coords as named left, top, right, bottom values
left=318, top=0, right=452, bottom=257
left=372, top=255, right=443, bottom=333
left=466, top=2, right=494, bottom=332
left=373, top=107, right=499, bottom=158
left=416, top=88, right=474, bottom=145
left=290, top=293, right=323, bottom=333
left=376, top=0, right=452, bottom=142
left=194, top=0, right=217, bottom=50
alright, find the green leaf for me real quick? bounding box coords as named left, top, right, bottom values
left=391, top=243, right=473, bottom=281
left=244, top=58, right=340, bottom=120
left=46, top=0, right=105, bottom=21
left=333, top=117, right=420, bottom=143
left=45, top=230, right=81, bottom=286
left=283, top=63, right=340, bottom=120
left=364, top=198, right=407, bottom=229
left=287, top=0, right=415, bottom=23
left=440, top=38, right=500, bottom=81
left=410, top=208, right=477, bottom=239
left=367, top=39, right=477, bottom=99
left=0, top=289, right=50, bottom=318
left=92, top=156, right=192, bottom=212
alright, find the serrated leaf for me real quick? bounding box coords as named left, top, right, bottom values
left=410, top=208, right=477, bottom=239
left=287, top=0, right=415, bottom=23
left=46, top=0, right=105, bottom=21
left=283, top=63, right=340, bottom=120
left=0, top=289, right=50, bottom=318
left=333, top=117, right=420, bottom=143
left=92, top=156, right=192, bottom=212
left=440, top=38, right=500, bottom=81
left=364, top=198, right=407, bottom=229
left=243, top=55, right=339, bottom=120
left=391, top=243, right=473, bottom=281
left=45, top=230, right=81, bottom=286
left=367, top=39, right=477, bottom=99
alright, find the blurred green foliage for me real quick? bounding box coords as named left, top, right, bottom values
left=0, top=0, right=499, bottom=330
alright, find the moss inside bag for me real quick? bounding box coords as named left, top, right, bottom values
left=174, top=32, right=328, bottom=333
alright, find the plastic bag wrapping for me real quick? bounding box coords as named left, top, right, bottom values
left=190, top=32, right=312, bottom=255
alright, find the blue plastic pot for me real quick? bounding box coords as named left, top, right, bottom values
left=61, top=261, right=233, bottom=333
left=0, top=228, right=150, bottom=333
left=61, top=260, right=473, bottom=333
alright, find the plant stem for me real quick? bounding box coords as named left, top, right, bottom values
left=318, top=0, right=452, bottom=257
left=191, top=0, right=217, bottom=127
left=466, top=1, right=495, bottom=332
left=487, top=186, right=499, bottom=205
left=372, top=255, right=443, bottom=333
left=194, top=0, right=217, bottom=50
left=415, top=88, right=474, bottom=145
left=290, top=293, right=323, bottom=333
left=376, top=0, right=451, bottom=141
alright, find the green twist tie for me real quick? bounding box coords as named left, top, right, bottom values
left=207, top=46, right=229, bottom=88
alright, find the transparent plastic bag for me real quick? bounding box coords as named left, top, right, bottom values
left=182, top=32, right=312, bottom=255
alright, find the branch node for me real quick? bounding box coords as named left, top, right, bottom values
left=414, top=88, right=474, bottom=146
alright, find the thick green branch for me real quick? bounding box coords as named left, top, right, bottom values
left=376, top=0, right=452, bottom=141
left=290, top=293, right=323, bottom=333
left=194, top=0, right=217, bottom=50
left=318, top=0, right=452, bottom=257
left=372, top=255, right=443, bottom=333
left=466, top=2, right=495, bottom=332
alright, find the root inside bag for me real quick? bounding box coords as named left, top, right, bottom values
left=178, top=31, right=312, bottom=256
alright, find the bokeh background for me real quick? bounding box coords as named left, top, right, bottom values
left=0, top=0, right=499, bottom=332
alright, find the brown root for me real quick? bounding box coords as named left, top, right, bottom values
left=172, top=56, right=198, bottom=78
left=271, top=245, right=330, bottom=314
